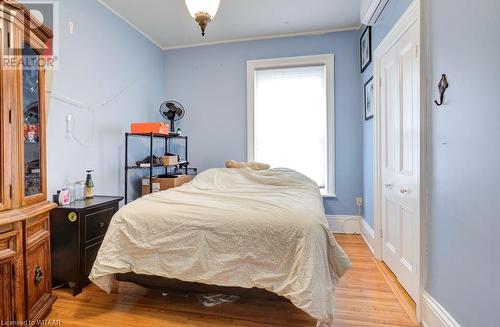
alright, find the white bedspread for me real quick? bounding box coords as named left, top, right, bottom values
left=89, top=168, right=350, bottom=325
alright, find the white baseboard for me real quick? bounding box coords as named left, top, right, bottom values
left=359, top=217, right=375, bottom=254
left=421, top=291, right=460, bottom=327
left=326, top=215, right=361, bottom=234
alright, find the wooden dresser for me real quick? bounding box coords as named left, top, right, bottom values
left=50, top=196, right=123, bottom=296
left=0, top=1, right=56, bottom=324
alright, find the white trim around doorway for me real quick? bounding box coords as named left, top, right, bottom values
left=372, top=0, right=428, bottom=321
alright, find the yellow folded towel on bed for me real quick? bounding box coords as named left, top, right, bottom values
left=225, top=160, right=270, bottom=171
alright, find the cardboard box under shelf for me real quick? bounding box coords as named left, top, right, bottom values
left=142, top=174, right=193, bottom=196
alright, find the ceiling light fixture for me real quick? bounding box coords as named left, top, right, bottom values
left=185, top=0, right=220, bottom=36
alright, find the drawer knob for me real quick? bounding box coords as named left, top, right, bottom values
left=99, top=222, right=105, bottom=228
left=34, top=265, right=44, bottom=284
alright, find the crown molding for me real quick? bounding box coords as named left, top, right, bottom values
left=161, top=25, right=361, bottom=51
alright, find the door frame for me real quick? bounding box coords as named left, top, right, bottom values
left=373, top=0, right=428, bottom=319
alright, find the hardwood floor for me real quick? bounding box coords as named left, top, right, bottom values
left=48, top=235, right=420, bottom=327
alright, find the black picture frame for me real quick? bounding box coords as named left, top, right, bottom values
left=360, top=26, right=372, bottom=73
left=364, top=77, right=374, bottom=120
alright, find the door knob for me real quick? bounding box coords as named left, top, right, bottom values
left=400, top=187, right=409, bottom=194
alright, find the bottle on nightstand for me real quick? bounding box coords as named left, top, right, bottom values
left=85, top=170, right=94, bottom=199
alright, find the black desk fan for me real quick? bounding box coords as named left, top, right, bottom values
left=159, top=100, right=185, bottom=133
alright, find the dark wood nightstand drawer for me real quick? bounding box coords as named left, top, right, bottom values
left=84, top=205, right=115, bottom=243
left=84, top=242, right=101, bottom=278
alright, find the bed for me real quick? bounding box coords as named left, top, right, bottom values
left=89, top=167, right=351, bottom=326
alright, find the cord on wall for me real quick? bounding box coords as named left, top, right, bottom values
left=47, top=78, right=137, bottom=147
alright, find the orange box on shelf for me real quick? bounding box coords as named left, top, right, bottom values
left=131, top=122, right=170, bottom=135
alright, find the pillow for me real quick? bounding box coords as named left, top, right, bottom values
left=225, top=160, right=270, bottom=171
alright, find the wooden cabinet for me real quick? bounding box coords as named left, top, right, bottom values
left=51, top=196, right=123, bottom=296
left=0, top=222, right=24, bottom=323
left=0, top=258, right=15, bottom=322
left=25, top=214, right=54, bottom=320
left=0, top=1, right=56, bottom=324
left=26, top=237, right=53, bottom=320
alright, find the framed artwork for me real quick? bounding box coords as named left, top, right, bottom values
left=364, top=77, right=374, bottom=120
left=360, top=26, right=372, bottom=73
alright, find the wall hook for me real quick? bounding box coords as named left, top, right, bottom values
left=434, top=74, right=449, bottom=106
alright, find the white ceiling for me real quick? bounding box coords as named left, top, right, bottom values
left=98, top=0, right=362, bottom=50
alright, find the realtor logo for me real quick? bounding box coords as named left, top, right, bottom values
left=2, top=0, right=59, bottom=70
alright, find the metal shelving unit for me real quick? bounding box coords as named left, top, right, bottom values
left=124, top=132, right=190, bottom=203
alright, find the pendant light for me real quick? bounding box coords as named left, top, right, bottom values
left=185, top=0, right=220, bottom=36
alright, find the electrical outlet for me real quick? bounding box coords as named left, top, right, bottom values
left=356, top=197, right=363, bottom=207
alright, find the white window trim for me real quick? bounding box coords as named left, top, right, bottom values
left=246, top=54, right=336, bottom=197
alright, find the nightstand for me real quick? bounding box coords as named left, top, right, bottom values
left=50, top=196, right=123, bottom=295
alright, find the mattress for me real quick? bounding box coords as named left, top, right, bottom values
left=89, top=168, right=350, bottom=326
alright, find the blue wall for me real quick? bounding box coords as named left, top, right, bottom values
left=47, top=0, right=165, bottom=200
left=427, top=0, right=500, bottom=325
left=164, top=31, right=363, bottom=216
left=361, top=0, right=500, bottom=325
left=360, top=0, right=414, bottom=228
left=45, top=1, right=500, bottom=324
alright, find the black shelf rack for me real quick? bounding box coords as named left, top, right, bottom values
left=124, top=132, right=189, bottom=204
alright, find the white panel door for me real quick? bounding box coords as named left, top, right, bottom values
left=380, top=21, right=420, bottom=300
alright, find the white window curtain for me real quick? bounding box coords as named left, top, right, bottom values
left=254, top=65, right=328, bottom=190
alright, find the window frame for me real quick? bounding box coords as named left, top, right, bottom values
left=246, top=54, right=336, bottom=197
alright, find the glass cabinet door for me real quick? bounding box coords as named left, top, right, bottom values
left=22, top=43, right=44, bottom=201
left=0, top=27, right=4, bottom=210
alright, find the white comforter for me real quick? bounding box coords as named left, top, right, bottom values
left=89, top=168, right=350, bottom=325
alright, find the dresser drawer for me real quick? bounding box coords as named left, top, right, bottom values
left=0, top=223, right=20, bottom=260
left=0, top=230, right=17, bottom=260
left=26, top=213, right=50, bottom=246
left=0, top=224, right=14, bottom=234
left=84, top=205, right=115, bottom=242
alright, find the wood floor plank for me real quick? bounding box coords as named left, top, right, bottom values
left=48, top=235, right=420, bottom=326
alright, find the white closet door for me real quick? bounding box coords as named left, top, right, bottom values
left=380, top=20, right=420, bottom=300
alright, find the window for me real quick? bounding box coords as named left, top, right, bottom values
left=247, top=55, right=335, bottom=196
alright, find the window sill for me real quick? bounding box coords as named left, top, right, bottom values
left=321, top=193, right=337, bottom=199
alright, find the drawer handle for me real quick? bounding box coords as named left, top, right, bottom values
left=99, top=222, right=105, bottom=228
left=34, top=265, right=44, bottom=284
